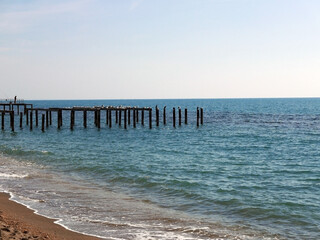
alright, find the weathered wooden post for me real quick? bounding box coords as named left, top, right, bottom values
left=119, top=109, right=122, bottom=127
left=106, top=110, right=109, bottom=125
left=178, top=107, right=182, bottom=126
left=35, top=110, right=39, bottom=127
left=83, top=110, right=87, bottom=128
left=128, top=109, right=131, bottom=125
left=30, top=110, right=33, bottom=131
left=156, top=106, right=159, bottom=126
left=10, top=111, right=14, bottom=132
left=24, top=105, right=26, bottom=115
left=57, top=110, right=61, bottom=129
left=70, top=110, right=75, bottom=130
left=1, top=112, right=4, bottom=130
left=136, top=109, right=139, bottom=123
left=49, top=111, right=52, bottom=125
left=173, top=107, right=176, bottom=128
left=141, top=109, right=144, bottom=126
left=60, top=110, right=63, bottom=127
left=97, top=110, right=101, bottom=129
left=149, top=109, right=152, bottom=129
left=41, top=114, right=45, bottom=132
left=26, top=109, right=29, bottom=125
left=197, top=107, right=199, bottom=127
left=124, top=109, right=127, bottom=129
left=163, top=106, right=166, bottom=125
left=185, top=108, right=188, bottom=124
left=94, top=110, right=97, bottom=126
left=46, top=110, right=49, bottom=127
left=201, top=108, right=203, bottom=125
left=133, top=108, right=136, bottom=128
left=20, top=112, right=23, bottom=128
left=109, top=110, right=112, bottom=128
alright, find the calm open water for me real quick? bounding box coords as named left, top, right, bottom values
left=0, top=98, right=319, bottom=239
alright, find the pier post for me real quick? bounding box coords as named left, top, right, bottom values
left=173, top=107, right=176, bottom=128
left=178, top=107, right=182, bottom=126
left=70, top=110, right=75, bottom=130
left=20, top=112, right=23, bottom=128
left=60, top=110, right=63, bottom=127
left=49, top=111, right=52, bottom=125
left=141, top=109, right=144, bottom=126
left=94, top=110, right=97, bottom=126
left=133, top=108, right=136, bottom=128
left=10, top=111, right=14, bottom=132
left=83, top=110, right=87, bottom=128
left=109, top=110, right=112, bottom=128
left=97, top=110, right=101, bottom=129
left=197, top=107, right=199, bottom=127
left=149, top=109, right=152, bottom=129
left=156, top=106, right=159, bottom=127
left=1, top=112, right=4, bottom=130
left=136, top=109, right=139, bottom=123
left=42, top=114, right=45, bottom=132
left=119, top=109, right=122, bottom=127
left=46, top=110, right=49, bottom=128
left=185, top=108, right=188, bottom=124
left=201, top=108, right=203, bottom=125
left=128, top=109, right=131, bottom=125
left=26, top=109, right=29, bottom=125
left=30, top=110, right=33, bottom=131
left=163, top=106, right=166, bottom=125
left=35, top=110, right=38, bottom=127
left=24, top=105, right=26, bottom=115
left=124, top=109, right=127, bottom=129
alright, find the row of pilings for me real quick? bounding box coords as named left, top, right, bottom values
left=0, top=104, right=204, bottom=132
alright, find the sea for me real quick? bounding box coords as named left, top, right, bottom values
left=0, top=98, right=319, bottom=240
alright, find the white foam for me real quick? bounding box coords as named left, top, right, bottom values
left=0, top=173, right=28, bottom=179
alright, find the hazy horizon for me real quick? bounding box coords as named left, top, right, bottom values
left=1, top=0, right=320, bottom=100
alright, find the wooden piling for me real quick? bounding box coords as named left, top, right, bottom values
left=149, top=109, right=152, bottom=129
left=128, top=109, right=131, bottom=125
left=83, top=110, right=87, bottom=128
left=1, top=112, right=4, bottom=130
left=70, top=110, right=74, bottom=130
left=26, top=109, right=29, bottom=125
left=141, top=109, right=144, bottom=126
left=10, top=111, right=14, bottom=132
left=200, top=108, right=203, bottom=125
left=185, top=108, right=188, bottom=124
left=163, top=106, right=166, bottom=125
left=109, top=110, right=112, bottom=128
left=106, top=110, right=108, bottom=125
left=178, top=107, right=181, bottom=126
left=35, top=110, right=38, bottom=127
left=173, top=107, right=176, bottom=128
left=97, top=110, right=100, bottom=129
left=136, top=109, right=139, bottom=123
left=30, top=111, right=33, bottom=131
left=156, top=106, right=159, bottom=126
left=42, top=114, right=45, bottom=132
left=119, top=110, right=122, bottom=126
left=20, top=112, right=23, bottom=128
left=49, top=111, right=52, bottom=125
left=94, top=110, right=97, bottom=126
left=124, top=109, right=127, bottom=129
left=197, top=107, right=199, bottom=127
left=133, top=108, right=136, bottom=128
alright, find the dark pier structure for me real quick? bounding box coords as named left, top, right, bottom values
left=0, top=102, right=204, bottom=132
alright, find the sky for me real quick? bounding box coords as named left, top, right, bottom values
left=0, top=0, right=320, bottom=100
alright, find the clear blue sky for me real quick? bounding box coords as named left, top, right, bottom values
left=0, top=0, right=319, bottom=100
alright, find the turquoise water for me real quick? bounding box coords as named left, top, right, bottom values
left=0, top=98, right=319, bottom=239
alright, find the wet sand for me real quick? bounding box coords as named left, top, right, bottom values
left=0, top=192, right=101, bottom=240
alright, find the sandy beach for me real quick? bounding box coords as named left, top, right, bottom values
left=0, top=192, right=101, bottom=240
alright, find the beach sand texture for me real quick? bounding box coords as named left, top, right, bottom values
left=0, top=193, right=100, bottom=240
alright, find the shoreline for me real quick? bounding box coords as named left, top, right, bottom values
left=0, top=192, right=101, bottom=240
